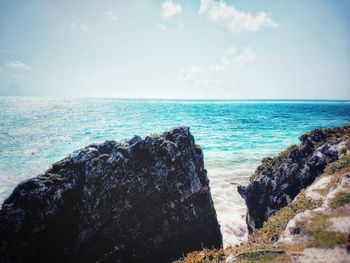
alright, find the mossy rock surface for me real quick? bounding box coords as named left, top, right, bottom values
left=239, top=125, right=350, bottom=233
left=254, top=192, right=320, bottom=240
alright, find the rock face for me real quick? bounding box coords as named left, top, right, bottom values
left=238, top=126, right=350, bottom=233
left=0, top=127, right=222, bottom=263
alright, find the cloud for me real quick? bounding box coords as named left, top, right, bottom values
left=164, top=46, right=254, bottom=96
left=209, top=63, right=226, bottom=72
left=199, top=0, right=277, bottom=33
left=234, top=47, right=255, bottom=63
left=225, top=46, right=237, bottom=55
left=188, top=65, right=202, bottom=74
left=156, top=23, right=169, bottom=32
left=176, top=47, right=255, bottom=81
left=178, top=68, right=219, bottom=90
left=161, top=1, right=182, bottom=20
left=6, top=61, right=32, bottom=71
left=156, top=23, right=184, bottom=33
left=210, top=47, right=256, bottom=71
left=145, top=23, right=185, bottom=37
left=106, top=11, right=119, bottom=21
left=70, top=22, right=89, bottom=31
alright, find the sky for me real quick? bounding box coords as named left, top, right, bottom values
left=0, top=0, right=349, bottom=99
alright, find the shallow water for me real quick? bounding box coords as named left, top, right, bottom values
left=1, top=97, right=350, bottom=245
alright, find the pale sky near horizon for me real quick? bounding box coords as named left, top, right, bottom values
left=0, top=0, right=349, bottom=99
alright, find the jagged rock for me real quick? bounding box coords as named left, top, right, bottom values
left=238, top=126, right=350, bottom=233
left=0, top=127, right=222, bottom=263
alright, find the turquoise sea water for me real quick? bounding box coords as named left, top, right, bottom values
left=1, top=97, right=350, bottom=245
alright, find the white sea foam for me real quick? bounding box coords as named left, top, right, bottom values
left=207, top=167, right=253, bottom=247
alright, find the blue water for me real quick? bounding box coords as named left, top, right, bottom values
left=1, top=97, right=350, bottom=245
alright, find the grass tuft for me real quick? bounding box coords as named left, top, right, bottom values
left=173, top=248, right=224, bottom=263
left=307, top=231, right=345, bottom=248
left=324, top=155, right=350, bottom=175
left=235, top=251, right=290, bottom=263
left=329, top=192, right=350, bottom=209
left=297, top=212, right=348, bottom=249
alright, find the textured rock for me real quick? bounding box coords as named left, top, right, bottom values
left=305, top=175, right=332, bottom=201
left=238, top=126, right=350, bottom=233
left=294, top=247, right=350, bottom=263
left=280, top=210, right=312, bottom=244
left=0, top=127, right=222, bottom=263
left=327, top=216, right=350, bottom=233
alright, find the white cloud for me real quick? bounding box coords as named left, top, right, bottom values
left=145, top=23, right=184, bottom=37
left=210, top=47, right=256, bottom=71
left=163, top=46, right=255, bottom=96
left=209, top=63, right=226, bottom=72
left=156, top=23, right=169, bottom=32
left=179, top=65, right=203, bottom=84
left=225, top=46, right=237, bottom=55
left=106, top=11, right=119, bottom=21
left=188, top=65, right=202, bottom=74
left=6, top=61, right=32, bottom=71
left=178, top=68, right=219, bottom=90
left=161, top=1, right=182, bottom=20
left=157, top=23, right=184, bottom=33
left=199, top=0, right=277, bottom=33
left=234, top=47, right=255, bottom=63
left=70, top=22, right=89, bottom=31
left=177, top=47, right=255, bottom=79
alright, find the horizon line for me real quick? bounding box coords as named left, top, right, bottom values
left=0, top=95, right=349, bottom=102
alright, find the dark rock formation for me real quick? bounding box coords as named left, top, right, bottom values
left=238, top=126, right=350, bottom=233
left=0, top=127, right=222, bottom=263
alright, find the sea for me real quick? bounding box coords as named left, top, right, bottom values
left=1, top=97, right=350, bottom=246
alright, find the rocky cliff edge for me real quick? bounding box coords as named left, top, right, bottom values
left=0, top=127, right=222, bottom=263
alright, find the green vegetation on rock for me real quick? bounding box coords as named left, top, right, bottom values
left=255, top=192, right=320, bottom=240
left=295, top=210, right=348, bottom=249
left=324, top=155, right=350, bottom=175
left=307, top=231, right=344, bottom=248
left=173, top=248, right=224, bottom=263
left=178, top=126, right=350, bottom=263
left=235, top=251, right=290, bottom=263
left=249, top=144, right=298, bottom=181
left=329, top=191, right=350, bottom=209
